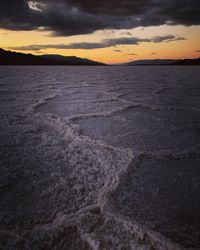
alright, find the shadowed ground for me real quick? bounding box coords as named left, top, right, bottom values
left=1, top=66, right=200, bottom=249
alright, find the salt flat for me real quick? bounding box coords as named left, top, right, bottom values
left=1, top=66, right=200, bottom=249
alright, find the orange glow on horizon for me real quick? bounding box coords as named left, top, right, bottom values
left=1, top=25, right=200, bottom=64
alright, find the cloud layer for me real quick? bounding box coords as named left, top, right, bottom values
left=8, top=35, right=185, bottom=51
left=0, top=0, right=200, bottom=36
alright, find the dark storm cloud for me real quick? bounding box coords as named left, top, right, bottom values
left=8, top=35, right=184, bottom=51
left=1, top=0, right=199, bottom=36
left=0, top=0, right=42, bottom=30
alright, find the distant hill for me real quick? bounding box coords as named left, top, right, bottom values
left=0, top=48, right=106, bottom=66
left=40, top=54, right=106, bottom=65
left=123, top=58, right=200, bottom=66
left=1, top=48, right=199, bottom=66
left=172, top=58, right=200, bottom=65
left=124, top=59, right=176, bottom=66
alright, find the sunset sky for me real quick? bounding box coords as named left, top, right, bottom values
left=0, top=0, right=200, bottom=64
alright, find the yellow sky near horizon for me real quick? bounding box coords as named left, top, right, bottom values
left=1, top=25, right=200, bottom=64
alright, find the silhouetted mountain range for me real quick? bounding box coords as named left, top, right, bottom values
left=1, top=48, right=200, bottom=66
left=171, top=58, right=200, bottom=65
left=123, top=58, right=200, bottom=65
left=0, top=48, right=106, bottom=66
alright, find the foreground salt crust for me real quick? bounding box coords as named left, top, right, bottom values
left=1, top=66, right=200, bottom=249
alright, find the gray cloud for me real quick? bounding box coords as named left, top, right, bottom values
left=195, top=50, right=200, bottom=52
left=151, top=35, right=186, bottom=43
left=120, top=31, right=132, bottom=36
left=167, top=37, right=186, bottom=42
left=127, top=53, right=137, bottom=56
left=0, top=0, right=200, bottom=36
left=113, top=49, right=122, bottom=52
left=8, top=35, right=185, bottom=51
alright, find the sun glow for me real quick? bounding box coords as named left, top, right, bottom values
left=1, top=24, right=200, bottom=64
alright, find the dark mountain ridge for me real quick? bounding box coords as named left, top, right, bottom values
left=123, top=58, right=200, bottom=66
left=0, top=48, right=106, bottom=66
left=0, top=48, right=199, bottom=66
left=171, top=58, right=200, bottom=65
